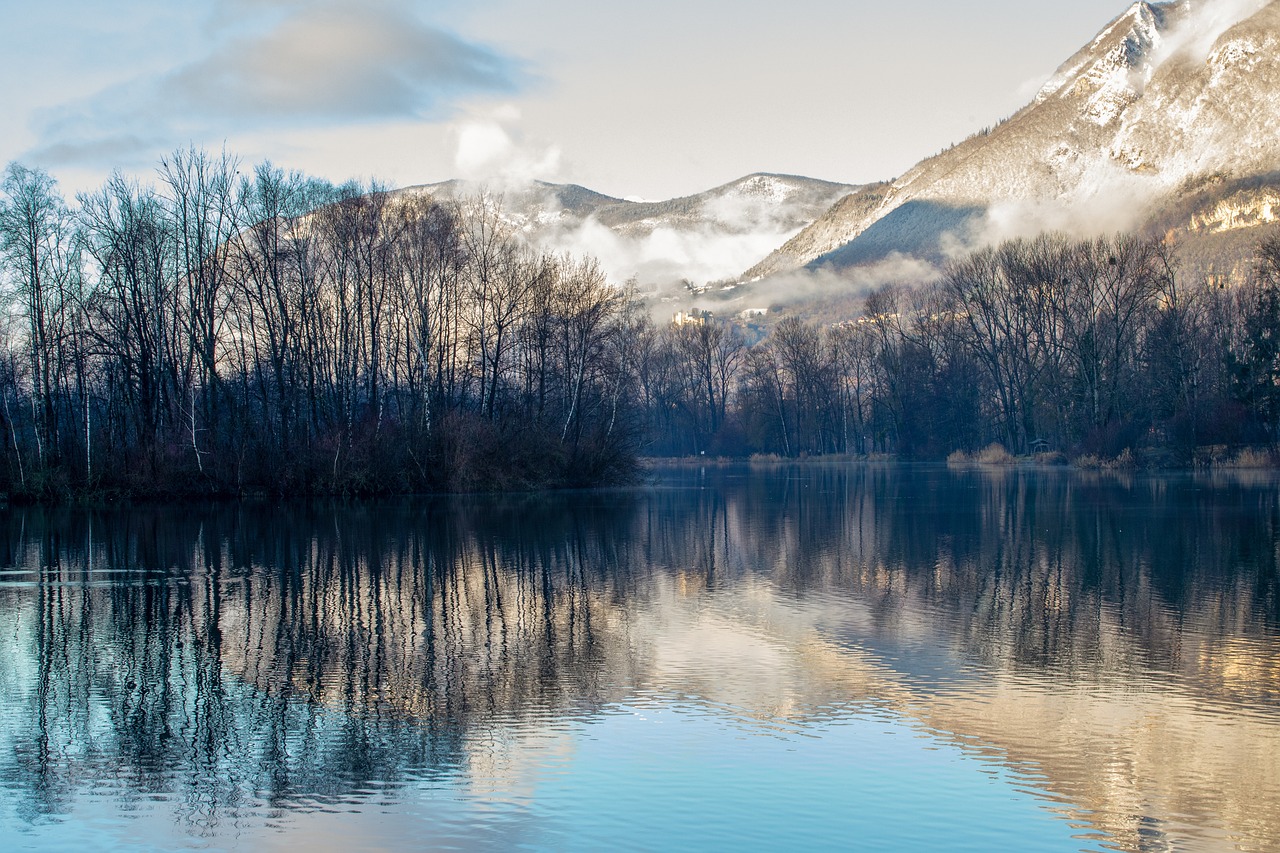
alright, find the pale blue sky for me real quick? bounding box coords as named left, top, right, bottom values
left=1, top=0, right=1135, bottom=198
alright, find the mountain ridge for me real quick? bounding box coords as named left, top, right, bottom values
left=396, top=172, right=860, bottom=242
left=391, top=172, right=861, bottom=289
left=743, top=0, right=1280, bottom=284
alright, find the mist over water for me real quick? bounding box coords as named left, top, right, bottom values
left=0, top=464, right=1278, bottom=851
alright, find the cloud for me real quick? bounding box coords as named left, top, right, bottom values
left=451, top=106, right=562, bottom=186
left=532, top=186, right=847, bottom=290
left=541, top=217, right=804, bottom=289
left=653, top=254, right=944, bottom=326
left=27, top=133, right=168, bottom=172
left=968, top=149, right=1173, bottom=251
left=28, top=0, right=523, bottom=168
left=169, top=1, right=517, bottom=121
left=742, top=254, right=941, bottom=310
left=509, top=175, right=854, bottom=290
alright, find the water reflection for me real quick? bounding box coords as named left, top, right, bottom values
left=1, top=466, right=1279, bottom=851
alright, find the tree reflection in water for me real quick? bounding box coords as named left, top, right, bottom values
left=0, top=465, right=1278, bottom=850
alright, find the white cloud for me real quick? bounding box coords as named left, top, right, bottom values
left=541, top=217, right=803, bottom=288
left=979, top=171, right=1161, bottom=247
left=450, top=107, right=562, bottom=186
left=683, top=254, right=943, bottom=320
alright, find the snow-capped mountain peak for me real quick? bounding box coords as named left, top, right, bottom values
left=1036, top=1, right=1169, bottom=128
left=744, top=0, right=1280, bottom=285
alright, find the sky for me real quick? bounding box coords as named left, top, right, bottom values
left=0, top=0, right=1135, bottom=201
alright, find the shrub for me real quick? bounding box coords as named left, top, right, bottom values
left=1195, top=445, right=1229, bottom=467
left=976, top=443, right=1014, bottom=465
left=1228, top=447, right=1274, bottom=469
left=1105, top=448, right=1136, bottom=469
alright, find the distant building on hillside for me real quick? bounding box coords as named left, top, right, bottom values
left=672, top=310, right=710, bottom=327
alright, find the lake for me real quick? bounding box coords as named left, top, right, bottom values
left=1, top=463, right=1278, bottom=852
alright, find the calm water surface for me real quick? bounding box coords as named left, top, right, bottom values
left=1, top=464, right=1278, bottom=851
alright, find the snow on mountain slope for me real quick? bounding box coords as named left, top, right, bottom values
left=746, top=0, right=1280, bottom=282
left=406, top=174, right=855, bottom=239
left=395, top=179, right=625, bottom=230
left=594, top=173, right=855, bottom=238
left=400, top=173, right=858, bottom=287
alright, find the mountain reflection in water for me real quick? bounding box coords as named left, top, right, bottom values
left=0, top=464, right=1278, bottom=852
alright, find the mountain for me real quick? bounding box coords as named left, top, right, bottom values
left=395, top=178, right=626, bottom=227
left=395, top=174, right=859, bottom=287
left=591, top=173, right=859, bottom=238
left=745, top=0, right=1280, bottom=283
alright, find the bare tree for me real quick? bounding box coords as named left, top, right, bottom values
left=160, top=147, right=244, bottom=473
left=0, top=163, right=77, bottom=472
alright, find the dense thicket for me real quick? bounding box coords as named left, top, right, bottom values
left=637, top=232, right=1280, bottom=462
left=0, top=153, right=641, bottom=498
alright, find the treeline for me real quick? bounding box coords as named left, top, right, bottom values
left=0, top=152, right=642, bottom=498
left=635, top=232, right=1280, bottom=462
left=6, top=147, right=1279, bottom=499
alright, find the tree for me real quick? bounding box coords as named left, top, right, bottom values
left=78, top=175, right=178, bottom=478
left=1228, top=233, right=1280, bottom=444
left=160, top=147, right=244, bottom=474
left=0, top=163, right=76, bottom=474
left=672, top=319, right=744, bottom=451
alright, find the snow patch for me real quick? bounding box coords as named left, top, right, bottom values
left=1038, top=1, right=1163, bottom=104
left=1207, top=32, right=1273, bottom=83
